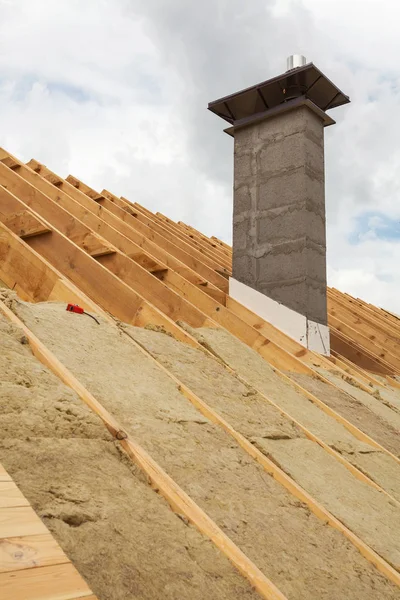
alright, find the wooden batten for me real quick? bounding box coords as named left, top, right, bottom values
left=2, top=210, right=51, bottom=239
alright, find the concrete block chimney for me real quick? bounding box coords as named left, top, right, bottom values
left=208, top=58, right=350, bottom=355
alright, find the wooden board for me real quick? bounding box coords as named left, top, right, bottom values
left=0, top=563, right=93, bottom=600
left=0, top=534, right=68, bottom=573
left=0, top=507, right=49, bottom=540
left=0, top=465, right=12, bottom=482
left=0, top=482, right=30, bottom=508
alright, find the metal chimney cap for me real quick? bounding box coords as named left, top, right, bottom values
left=286, top=55, right=307, bottom=71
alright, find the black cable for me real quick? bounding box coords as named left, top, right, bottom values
left=82, top=311, right=100, bottom=325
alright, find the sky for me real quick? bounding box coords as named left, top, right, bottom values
left=0, top=0, right=399, bottom=311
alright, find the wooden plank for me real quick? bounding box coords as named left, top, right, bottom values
left=329, top=300, right=400, bottom=356
left=0, top=221, right=109, bottom=318
left=0, top=482, right=30, bottom=508
left=76, top=233, right=116, bottom=258
left=329, top=314, right=400, bottom=373
left=0, top=534, right=68, bottom=573
left=147, top=208, right=232, bottom=269
left=328, top=290, right=400, bottom=343
left=0, top=221, right=63, bottom=303
left=0, top=507, right=48, bottom=539
left=98, top=190, right=230, bottom=291
left=0, top=189, right=199, bottom=346
left=3, top=211, right=51, bottom=239
left=0, top=563, right=93, bottom=600
left=0, top=301, right=286, bottom=600
left=19, top=158, right=226, bottom=302
left=0, top=155, right=20, bottom=170
left=164, top=214, right=233, bottom=264
left=0, top=168, right=214, bottom=330
left=330, top=328, right=395, bottom=376
left=131, top=200, right=232, bottom=273
left=0, top=465, right=12, bottom=482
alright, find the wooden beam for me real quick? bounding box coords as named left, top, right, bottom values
left=0, top=534, right=68, bottom=574
left=143, top=208, right=233, bottom=269
left=2, top=211, right=51, bottom=239
left=328, top=290, right=400, bottom=343
left=0, top=190, right=199, bottom=345
left=133, top=202, right=232, bottom=276
left=0, top=167, right=216, bottom=330
left=21, top=159, right=225, bottom=304
left=330, top=328, right=395, bottom=376
left=73, top=183, right=230, bottom=291
left=329, top=313, right=400, bottom=373
left=0, top=482, right=30, bottom=508
left=0, top=563, right=94, bottom=600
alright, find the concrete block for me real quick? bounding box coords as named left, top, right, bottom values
left=233, top=183, right=252, bottom=215
left=233, top=217, right=250, bottom=252
left=234, top=151, right=253, bottom=180
left=258, top=132, right=306, bottom=175
left=232, top=253, right=257, bottom=287
left=258, top=106, right=309, bottom=140
left=256, top=242, right=307, bottom=285
left=305, top=244, right=327, bottom=283
left=258, top=168, right=306, bottom=211
left=306, top=282, right=328, bottom=324
left=256, top=204, right=308, bottom=245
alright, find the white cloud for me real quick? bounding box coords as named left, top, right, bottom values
left=0, top=0, right=399, bottom=311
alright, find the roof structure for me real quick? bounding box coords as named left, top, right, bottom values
left=0, top=147, right=399, bottom=600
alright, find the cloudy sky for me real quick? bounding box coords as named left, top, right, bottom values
left=0, top=0, right=399, bottom=311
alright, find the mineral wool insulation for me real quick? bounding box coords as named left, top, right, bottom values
left=0, top=292, right=399, bottom=600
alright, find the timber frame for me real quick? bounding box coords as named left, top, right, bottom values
left=1, top=147, right=400, bottom=597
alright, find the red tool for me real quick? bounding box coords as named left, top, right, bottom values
left=66, top=303, right=100, bottom=324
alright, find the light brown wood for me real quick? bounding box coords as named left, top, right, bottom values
left=3, top=211, right=51, bottom=239
left=0, top=534, right=68, bottom=573
left=330, top=327, right=395, bottom=376
left=0, top=465, right=12, bottom=482
left=0, top=507, right=48, bottom=539
left=0, top=563, right=93, bottom=600
left=329, top=313, right=400, bottom=373
left=0, top=482, right=30, bottom=508
left=0, top=189, right=199, bottom=346
left=25, top=159, right=226, bottom=303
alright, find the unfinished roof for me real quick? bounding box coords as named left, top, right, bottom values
left=0, top=148, right=399, bottom=600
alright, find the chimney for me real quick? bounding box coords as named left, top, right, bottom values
left=208, top=57, right=350, bottom=355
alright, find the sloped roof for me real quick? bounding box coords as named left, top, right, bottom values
left=0, top=148, right=399, bottom=600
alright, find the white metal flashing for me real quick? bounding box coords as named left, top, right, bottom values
left=229, top=277, right=330, bottom=356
